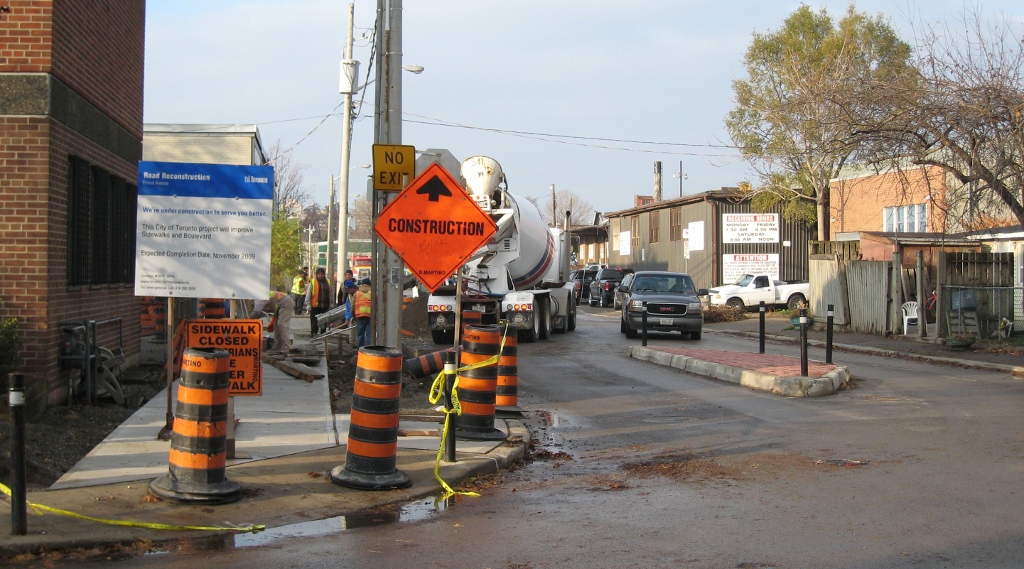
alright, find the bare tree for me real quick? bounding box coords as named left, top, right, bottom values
left=349, top=196, right=373, bottom=240
left=854, top=9, right=1024, bottom=231
left=300, top=203, right=329, bottom=241
left=541, top=187, right=595, bottom=227
left=265, top=140, right=312, bottom=217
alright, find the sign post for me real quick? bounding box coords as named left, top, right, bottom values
left=136, top=161, right=274, bottom=443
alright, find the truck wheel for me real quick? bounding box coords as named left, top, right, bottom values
left=787, top=294, right=807, bottom=310
left=431, top=329, right=454, bottom=345
left=538, top=298, right=552, bottom=340
left=726, top=297, right=745, bottom=309
left=519, top=310, right=541, bottom=343
left=567, top=302, right=577, bottom=331
left=599, top=294, right=607, bottom=308
left=690, top=329, right=702, bottom=341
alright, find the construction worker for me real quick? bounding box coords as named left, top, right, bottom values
left=353, top=278, right=372, bottom=348
left=306, top=267, right=333, bottom=336
left=250, top=291, right=295, bottom=353
left=291, top=267, right=308, bottom=315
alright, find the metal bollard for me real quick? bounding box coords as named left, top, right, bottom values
left=799, top=308, right=809, bottom=377
left=442, top=349, right=457, bottom=463
left=641, top=309, right=648, bottom=347
left=759, top=301, right=766, bottom=354
left=826, top=304, right=835, bottom=364
left=9, top=372, right=27, bottom=535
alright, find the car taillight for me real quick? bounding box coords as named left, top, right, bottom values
left=604, top=283, right=612, bottom=290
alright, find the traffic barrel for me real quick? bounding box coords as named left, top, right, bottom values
left=462, top=310, right=483, bottom=333
left=495, top=327, right=520, bottom=412
left=454, top=324, right=507, bottom=441
left=200, top=298, right=227, bottom=319
left=149, top=348, right=241, bottom=504
left=403, top=348, right=455, bottom=379
left=331, top=345, right=412, bottom=490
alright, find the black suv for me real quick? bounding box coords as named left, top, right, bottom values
left=588, top=267, right=634, bottom=308
left=570, top=268, right=599, bottom=305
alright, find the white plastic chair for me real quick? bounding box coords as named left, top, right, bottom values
left=901, top=301, right=919, bottom=334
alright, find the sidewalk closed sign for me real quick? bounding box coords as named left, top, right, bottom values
left=186, top=320, right=263, bottom=396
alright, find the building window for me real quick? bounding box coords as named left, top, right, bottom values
left=670, top=208, right=682, bottom=241
left=67, top=155, right=138, bottom=287
left=649, top=211, right=660, bottom=243
left=883, top=204, right=928, bottom=233
left=630, top=215, right=640, bottom=250
left=68, top=156, right=91, bottom=286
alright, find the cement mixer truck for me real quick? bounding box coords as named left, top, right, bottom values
left=426, top=155, right=577, bottom=344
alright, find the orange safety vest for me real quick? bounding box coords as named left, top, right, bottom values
left=353, top=290, right=371, bottom=318
left=310, top=278, right=331, bottom=309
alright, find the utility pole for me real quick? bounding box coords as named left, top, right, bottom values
left=337, top=2, right=356, bottom=285
left=371, top=0, right=405, bottom=350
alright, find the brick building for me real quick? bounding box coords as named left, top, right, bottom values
left=829, top=164, right=1016, bottom=238
left=0, top=2, right=146, bottom=413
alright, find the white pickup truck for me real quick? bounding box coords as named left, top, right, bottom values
left=708, top=273, right=809, bottom=310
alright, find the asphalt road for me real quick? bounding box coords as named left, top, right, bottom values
left=48, top=306, right=1024, bottom=568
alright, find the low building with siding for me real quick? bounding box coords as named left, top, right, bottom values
left=604, top=189, right=815, bottom=290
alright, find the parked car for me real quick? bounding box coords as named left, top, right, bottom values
left=589, top=267, right=634, bottom=308
left=613, top=272, right=635, bottom=310
left=619, top=271, right=707, bottom=340
left=708, top=273, right=809, bottom=310
left=570, top=268, right=599, bottom=305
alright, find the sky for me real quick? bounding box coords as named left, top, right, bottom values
left=143, top=1, right=1022, bottom=218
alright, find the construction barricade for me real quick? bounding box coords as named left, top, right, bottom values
left=150, top=347, right=241, bottom=504
left=495, top=326, right=520, bottom=413
left=454, top=324, right=507, bottom=441
left=331, top=345, right=412, bottom=490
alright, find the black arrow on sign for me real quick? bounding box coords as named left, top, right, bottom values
left=416, top=176, right=452, bottom=202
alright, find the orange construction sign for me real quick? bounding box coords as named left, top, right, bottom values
left=186, top=319, right=263, bottom=396
left=374, top=163, right=497, bottom=291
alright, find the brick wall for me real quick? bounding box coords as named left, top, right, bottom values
left=51, top=1, right=145, bottom=138
left=0, top=1, right=145, bottom=414
left=830, top=166, right=949, bottom=238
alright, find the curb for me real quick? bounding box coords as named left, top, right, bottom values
left=715, top=329, right=1024, bottom=376
left=629, top=345, right=850, bottom=398
left=0, top=420, right=531, bottom=560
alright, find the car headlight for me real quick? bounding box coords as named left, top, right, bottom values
left=628, top=299, right=645, bottom=311
left=687, top=302, right=702, bottom=312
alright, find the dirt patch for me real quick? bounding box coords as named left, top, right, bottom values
left=621, top=450, right=854, bottom=484
left=0, top=366, right=166, bottom=490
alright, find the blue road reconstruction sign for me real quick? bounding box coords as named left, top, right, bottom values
left=135, top=161, right=275, bottom=300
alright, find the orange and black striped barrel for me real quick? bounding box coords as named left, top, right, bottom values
left=403, top=348, right=455, bottom=379
left=149, top=348, right=241, bottom=503
left=495, top=327, right=519, bottom=408
left=331, top=345, right=412, bottom=490
left=140, top=297, right=167, bottom=335
left=454, top=325, right=506, bottom=440
left=200, top=298, right=227, bottom=319
left=461, top=310, right=483, bottom=334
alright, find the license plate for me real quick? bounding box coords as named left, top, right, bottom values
left=659, top=318, right=674, bottom=325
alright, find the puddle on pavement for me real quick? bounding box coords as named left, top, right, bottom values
left=144, top=497, right=454, bottom=555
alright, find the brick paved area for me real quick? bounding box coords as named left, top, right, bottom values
left=646, top=345, right=837, bottom=377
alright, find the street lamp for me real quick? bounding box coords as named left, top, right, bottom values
left=306, top=224, right=315, bottom=267
left=672, top=161, right=687, bottom=197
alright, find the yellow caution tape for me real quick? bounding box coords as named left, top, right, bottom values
left=427, top=322, right=510, bottom=500
left=0, top=482, right=265, bottom=533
